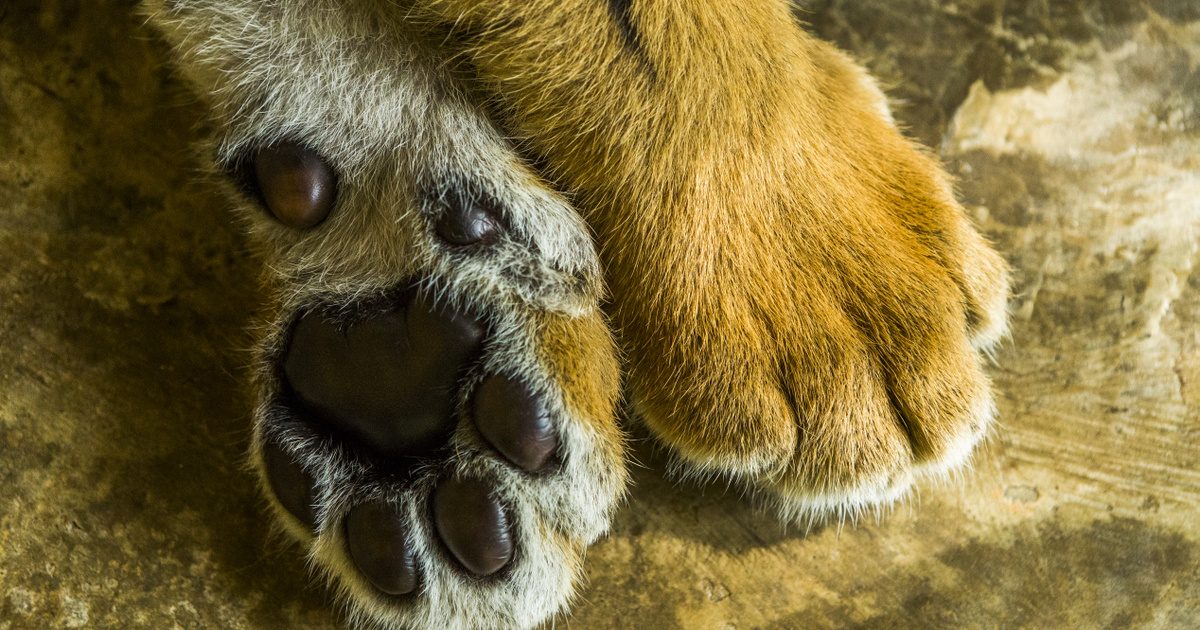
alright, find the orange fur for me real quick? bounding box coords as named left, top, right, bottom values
left=536, top=309, right=625, bottom=460
left=411, top=0, right=1010, bottom=513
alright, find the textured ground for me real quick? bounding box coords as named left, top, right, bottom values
left=1, top=1, right=1198, bottom=627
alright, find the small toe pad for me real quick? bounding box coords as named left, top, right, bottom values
left=262, top=440, right=318, bottom=531
left=433, top=477, right=514, bottom=577
left=473, top=375, right=558, bottom=472
left=346, top=501, right=420, bottom=596
left=433, top=188, right=503, bottom=246
left=253, top=142, right=337, bottom=230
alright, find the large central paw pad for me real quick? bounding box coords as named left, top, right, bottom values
left=282, top=295, right=485, bottom=460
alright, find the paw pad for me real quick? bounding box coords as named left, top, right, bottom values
left=251, top=142, right=338, bottom=230
left=433, top=477, right=514, bottom=577
left=261, top=439, right=319, bottom=530
left=261, top=284, right=614, bottom=613
left=345, top=501, right=420, bottom=596
left=473, top=375, right=558, bottom=472
left=282, top=293, right=484, bottom=460
left=433, top=188, right=504, bottom=247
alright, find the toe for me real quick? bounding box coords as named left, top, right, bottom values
left=432, top=477, right=513, bottom=577
left=262, top=440, right=318, bottom=531
left=473, top=374, right=558, bottom=472
left=776, top=343, right=913, bottom=509
left=887, top=340, right=993, bottom=470
left=253, top=142, right=337, bottom=230
left=345, top=501, right=420, bottom=596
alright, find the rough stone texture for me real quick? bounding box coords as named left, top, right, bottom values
left=1, top=1, right=1197, bottom=628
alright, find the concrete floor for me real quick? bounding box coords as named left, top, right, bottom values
left=1, top=0, right=1198, bottom=627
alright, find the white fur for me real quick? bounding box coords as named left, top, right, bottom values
left=142, top=1, right=627, bottom=628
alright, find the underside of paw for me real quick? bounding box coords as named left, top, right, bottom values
left=249, top=223, right=623, bottom=629
left=222, top=120, right=623, bottom=629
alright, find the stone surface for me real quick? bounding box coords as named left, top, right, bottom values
left=1, top=1, right=1197, bottom=628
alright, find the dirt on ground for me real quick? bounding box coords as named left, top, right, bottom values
left=1, top=1, right=1197, bottom=628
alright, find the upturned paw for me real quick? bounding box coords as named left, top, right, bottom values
left=144, top=3, right=627, bottom=627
